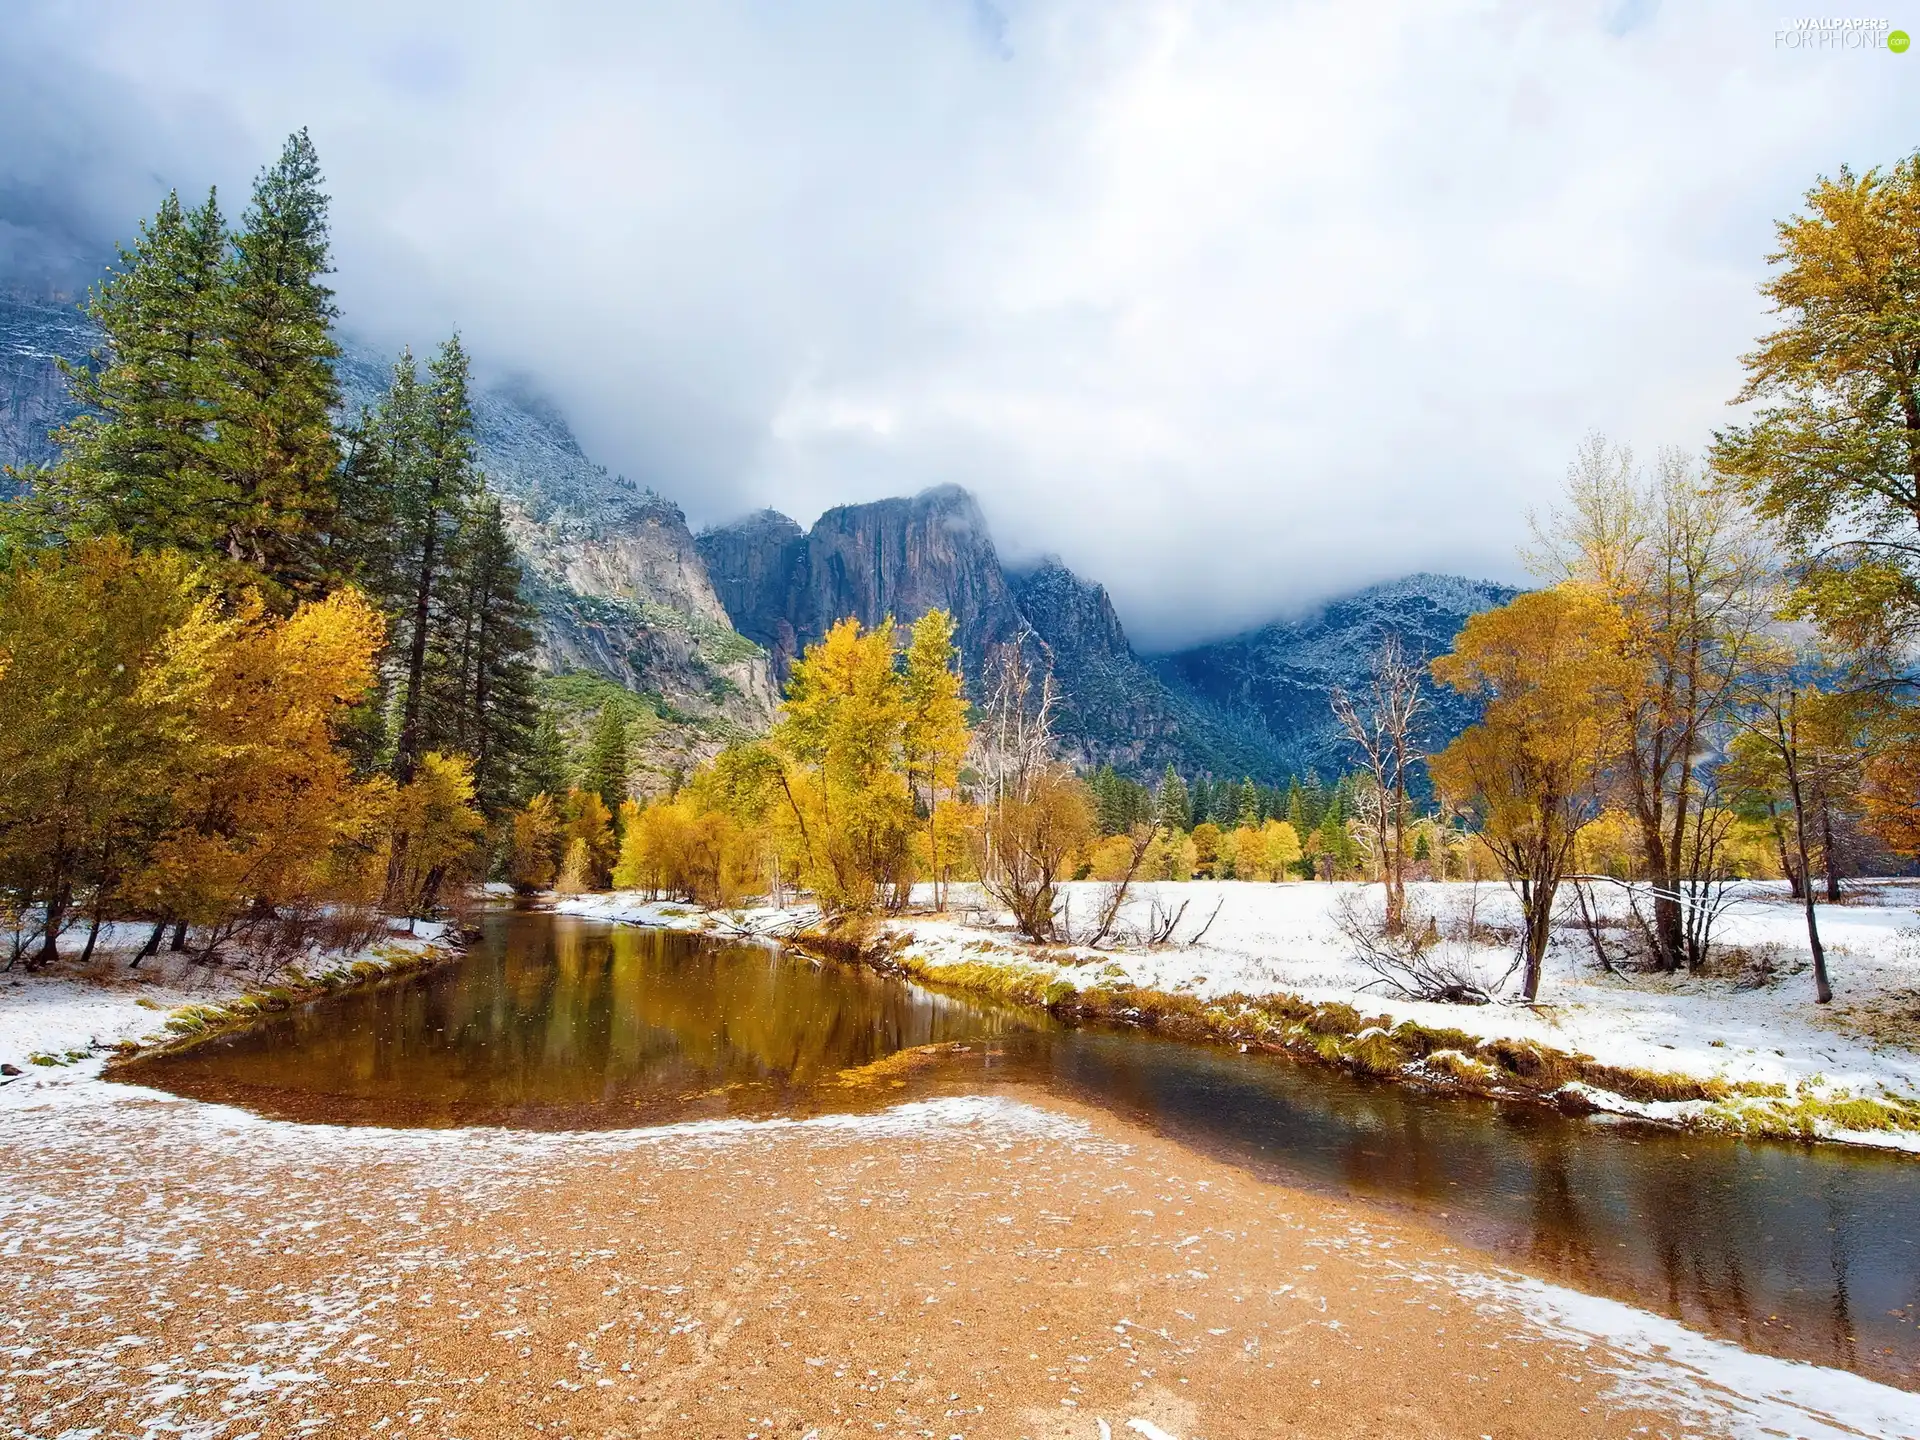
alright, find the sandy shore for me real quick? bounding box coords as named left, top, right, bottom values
left=5, top=1073, right=1915, bottom=1440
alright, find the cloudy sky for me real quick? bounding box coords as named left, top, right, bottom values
left=2, top=1, right=1915, bottom=647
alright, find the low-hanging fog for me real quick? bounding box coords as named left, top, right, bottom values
left=2, top=0, right=1914, bottom=648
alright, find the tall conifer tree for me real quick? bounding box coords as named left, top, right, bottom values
left=31, top=190, right=229, bottom=553
left=216, top=130, right=342, bottom=598
left=390, top=335, right=479, bottom=782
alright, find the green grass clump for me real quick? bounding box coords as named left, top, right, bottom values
left=1344, top=1028, right=1407, bottom=1077
left=1390, top=1020, right=1481, bottom=1058
left=165, top=1003, right=230, bottom=1035
left=1304, top=1002, right=1365, bottom=1037
left=1479, top=1037, right=1578, bottom=1087
left=1715, top=1091, right=1920, bottom=1140
left=1425, top=1048, right=1498, bottom=1084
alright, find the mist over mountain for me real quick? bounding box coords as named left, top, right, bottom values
left=0, top=294, right=1509, bottom=782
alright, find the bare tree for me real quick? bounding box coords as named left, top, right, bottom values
left=1063, top=824, right=1155, bottom=949
left=1331, top=635, right=1424, bottom=933
left=968, top=638, right=1092, bottom=943
left=1529, top=438, right=1771, bottom=972
left=1334, top=887, right=1517, bottom=1005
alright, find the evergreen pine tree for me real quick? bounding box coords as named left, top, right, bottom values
left=390, top=335, right=479, bottom=782
left=586, top=704, right=630, bottom=813
left=1155, top=765, right=1191, bottom=832
left=1302, top=770, right=1327, bottom=831
left=1191, top=776, right=1213, bottom=829
left=437, top=498, right=539, bottom=816
left=1285, top=777, right=1308, bottom=835
left=1092, top=765, right=1128, bottom=836
left=1214, top=782, right=1239, bottom=827
left=522, top=709, right=572, bottom=801
left=214, top=130, right=342, bottom=599
left=35, top=189, right=230, bottom=552
left=1237, top=777, right=1260, bottom=828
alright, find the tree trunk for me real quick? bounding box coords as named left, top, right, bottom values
left=1522, top=875, right=1557, bottom=1002
left=393, top=477, right=445, bottom=786
left=1819, top=796, right=1842, bottom=903
left=79, top=911, right=104, bottom=964
left=170, top=919, right=188, bottom=952
left=34, top=887, right=67, bottom=966
left=1785, top=751, right=1832, bottom=1004
left=1632, top=804, right=1684, bottom=971
left=132, top=919, right=167, bottom=967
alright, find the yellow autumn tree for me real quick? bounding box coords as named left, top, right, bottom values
left=560, top=787, right=617, bottom=889
left=1261, top=819, right=1302, bottom=880
left=0, top=539, right=227, bottom=963
left=384, top=752, right=486, bottom=925
left=507, top=792, right=564, bottom=894
left=770, top=618, right=917, bottom=913
left=1430, top=585, right=1637, bottom=1001
left=901, top=610, right=971, bottom=908
left=139, top=585, right=391, bottom=956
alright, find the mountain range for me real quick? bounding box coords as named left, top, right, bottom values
left=0, top=291, right=1515, bottom=786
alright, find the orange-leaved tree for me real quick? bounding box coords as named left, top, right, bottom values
left=1429, top=585, right=1636, bottom=1001
left=139, top=586, right=391, bottom=957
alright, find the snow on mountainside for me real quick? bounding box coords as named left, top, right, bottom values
left=0, top=293, right=95, bottom=487
left=1154, top=573, right=1521, bottom=782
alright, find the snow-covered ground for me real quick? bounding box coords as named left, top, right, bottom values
left=0, top=919, right=450, bottom=1090
left=556, top=878, right=1920, bottom=1152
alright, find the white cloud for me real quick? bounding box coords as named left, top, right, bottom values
left=3, top=0, right=1915, bottom=647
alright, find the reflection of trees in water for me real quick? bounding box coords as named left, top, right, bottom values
left=1516, top=1125, right=1600, bottom=1280
left=1827, top=1189, right=1858, bottom=1371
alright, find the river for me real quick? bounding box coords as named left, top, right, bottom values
left=114, top=909, right=1920, bottom=1390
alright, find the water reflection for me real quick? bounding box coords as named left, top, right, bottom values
left=118, top=911, right=1920, bottom=1388
left=119, top=912, right=1039, bottom=1127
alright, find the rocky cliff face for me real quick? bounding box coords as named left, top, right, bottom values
left=1, top=293, right=774, bottom=747
left=0, top=294, right=96, bottom=488
left=698, top=495, right=1297, bottom=779
left=695, top=508, right=807, bottom=666
left=508, top=494, right=774, bottom=732
left=698, top=485, right=1031, bottom=686
left=1009, top=559, right=1299, bottom=779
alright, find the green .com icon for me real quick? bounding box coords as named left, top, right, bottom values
left=1892, top=28, right=1912, bottom=51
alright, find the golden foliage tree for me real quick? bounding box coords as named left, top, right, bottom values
left=139, top=586, right=390, bottom=955
left=1531, top=437, right=1770, bottom=970
left=901, top=610, right=970, bottom=908
left=771, top=617, right=918, bottom=913
left=1712, top=154, right=1920, bottom=665
left=384, top=752, right=486, bottom=925
left=1430, top=586, right=1636, bottom=1001
left=506, top=792, right=563, bottom=894
left=0, top=540, right=225, bottom=963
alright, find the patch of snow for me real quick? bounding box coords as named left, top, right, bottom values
left=1450, top=1265, right=1920, bottom=1440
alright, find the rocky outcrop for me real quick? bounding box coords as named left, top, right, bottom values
left=1010, top=558, right=1293, bottom=779
left=0, top=293, right=773, bottom=738
left=509, top=494, right=774, bottom=732
left=695, top=508, right=807, bottom=665
left=0, top=294, right=95, bottom=486
left=698, top=485, right=1032, bottom=686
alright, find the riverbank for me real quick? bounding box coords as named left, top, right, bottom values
left=0, top=920, right=457, bottom=1085
left=5, top=1065, right=1916, bottom=1439
left=554, top=879, right=1920, bottom=1153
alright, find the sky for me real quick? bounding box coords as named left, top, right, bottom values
left=1, top=1, right=1915, bottom=649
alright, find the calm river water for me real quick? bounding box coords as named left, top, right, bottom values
left=116, top=910, right=1920, bottom=1388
